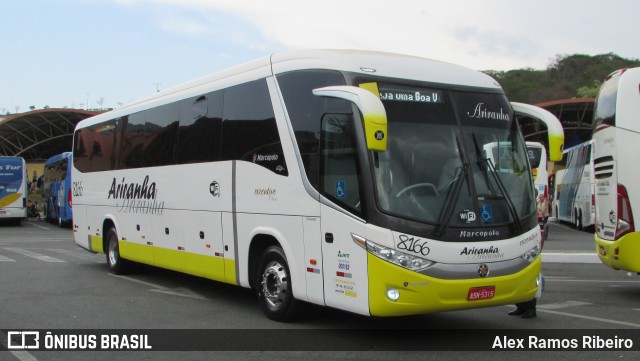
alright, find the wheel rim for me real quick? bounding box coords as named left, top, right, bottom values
left=108, top=237, right=118, bottom=267
left=261, top=260, right=288, bottom=310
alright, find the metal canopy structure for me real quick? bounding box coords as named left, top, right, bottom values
left=0, top=108, right=100, bottom=161
left=535, top=98, right=595, bottom=150
left=517, top=98, right=595, bottom=158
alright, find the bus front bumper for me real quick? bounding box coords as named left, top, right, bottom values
left=367, top=253, right=540, bottom=317
left=595, top=232, right=640, bottom=273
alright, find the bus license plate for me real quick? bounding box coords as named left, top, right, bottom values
left=467, top=286, right=495, bottom=301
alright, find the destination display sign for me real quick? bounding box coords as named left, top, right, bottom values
left=378, top=85, right=443, bottom=104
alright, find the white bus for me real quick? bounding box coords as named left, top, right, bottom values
left=592, top=67, right=640, bottom=272
left=482, top=141, right=550, bottom=221
left=0, top=156, right=28, bottom=223
left=526, top=142, right=550, bottom=222
left=72, top=50, right=564, bottom=321
left=553, top=141, right=595, bottom=231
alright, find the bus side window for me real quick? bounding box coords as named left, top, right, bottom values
left=73, top=128, right=92, bottom=172
left=90, top=119, right=118, bottom=172
left=119, top=113, right=145, bottom=169
left=145, top=103, right=180, bottom=167
left=276, top=70, right=348, bottom=189
left=221, top=79, right=288, bottom=176
left=178, top=92, right=223, bottom=164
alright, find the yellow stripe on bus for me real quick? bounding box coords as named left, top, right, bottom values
left=0, top=193, right=23, bottom=208
left=94, top=237, right=236, bottom=285
left=596, top=232, right=640, bottom=273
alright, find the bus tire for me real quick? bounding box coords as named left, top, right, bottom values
left=256, top=246, right=301, bottom=322
left=577, top=210, right=583, bottom=231
left=105, top=227, right=131, bottom=275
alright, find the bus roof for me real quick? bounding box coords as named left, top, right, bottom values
left=562, top=139, right=594, bottom=154
left=77, top=49, right=503, bottom=129
left=44, top=152, right=72, bottom=165
left=270, top=49, right=500, bottom=88
left=0, top=156, right=25, bottom=162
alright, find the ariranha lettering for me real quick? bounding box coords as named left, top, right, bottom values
left=108, top=175, right=157, bottom=200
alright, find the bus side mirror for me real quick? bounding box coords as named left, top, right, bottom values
left=511, top=102, right=564, bottom=162
left=313, top=86, right=387, bottom=152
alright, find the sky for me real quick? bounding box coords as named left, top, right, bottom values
left=1, top=0, right=638, bottom=113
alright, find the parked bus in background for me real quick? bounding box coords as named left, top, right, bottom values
left=511, top=103, right=560, bottom=239
left=42, top=152, right=73, bottom=226
left=592, top=67, right=640, bottom=272
left=481, top=140, right=551, bottom=239
left=72, top=50, right=564, bottom=321
left=525, top=143, right=549, bottom=218
left=0, top=156, right=28, bottom=224
left=553, top=140, right=595, bottom=231
left=526, top=142, right=550, bottom=237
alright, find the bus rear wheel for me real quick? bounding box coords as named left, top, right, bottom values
left=256, top=246, right=300, bottom=322
left=106, top=228, right=131, bottom=274
left=575, top=210, right=584, bottom=231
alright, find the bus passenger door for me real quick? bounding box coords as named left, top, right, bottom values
left=321, top=205, right=368, bottom=315
left=319, top=113, right=370, bottom=316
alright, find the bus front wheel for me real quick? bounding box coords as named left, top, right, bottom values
left=256, top=246, right=301, bottom=322
left=106, top=228, right=131, bottom=274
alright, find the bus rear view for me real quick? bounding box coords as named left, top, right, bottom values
left=593, top=67, right=640, bottom=272
left=0, top=156, right=28, bottom=224
left=42, top=152, right=73, bottom=226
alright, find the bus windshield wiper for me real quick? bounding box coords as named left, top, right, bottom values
left=472, top=134, right=522, bottom=232
left=485, top=156, right=522, bottom=231
left=434, top=137, right=467, bottom=237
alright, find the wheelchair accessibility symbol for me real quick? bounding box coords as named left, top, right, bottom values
left=480, top=204, right=494, bottom=223
left=336, top=180, right=346, bottom=200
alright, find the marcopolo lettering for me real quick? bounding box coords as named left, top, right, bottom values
left=253, top=154, right=279, bottom=162
left=459, top=230, right=500, bottom=238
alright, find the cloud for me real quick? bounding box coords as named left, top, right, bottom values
left=452, top=26, right=538, bottom=67
left=156, top=15, right=210, bottom=35
left=110, top=0, right=543, bottom=70
left=109, top=0, right=640, bottom=70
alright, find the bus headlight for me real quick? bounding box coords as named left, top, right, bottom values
left=386, top=288, right=400, bottom=302
left=522, top=244, right=541, bottom=263
left=352, top=234, right=432, bottom=272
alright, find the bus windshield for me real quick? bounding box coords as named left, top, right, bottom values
left=372, top=83, right=535, bottom=230
left=593, top=72, right=620, bottom=129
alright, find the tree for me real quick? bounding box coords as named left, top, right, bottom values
left=485, top=53, right=640, bottom=103
left=576, top=81, right=602, bottom=98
